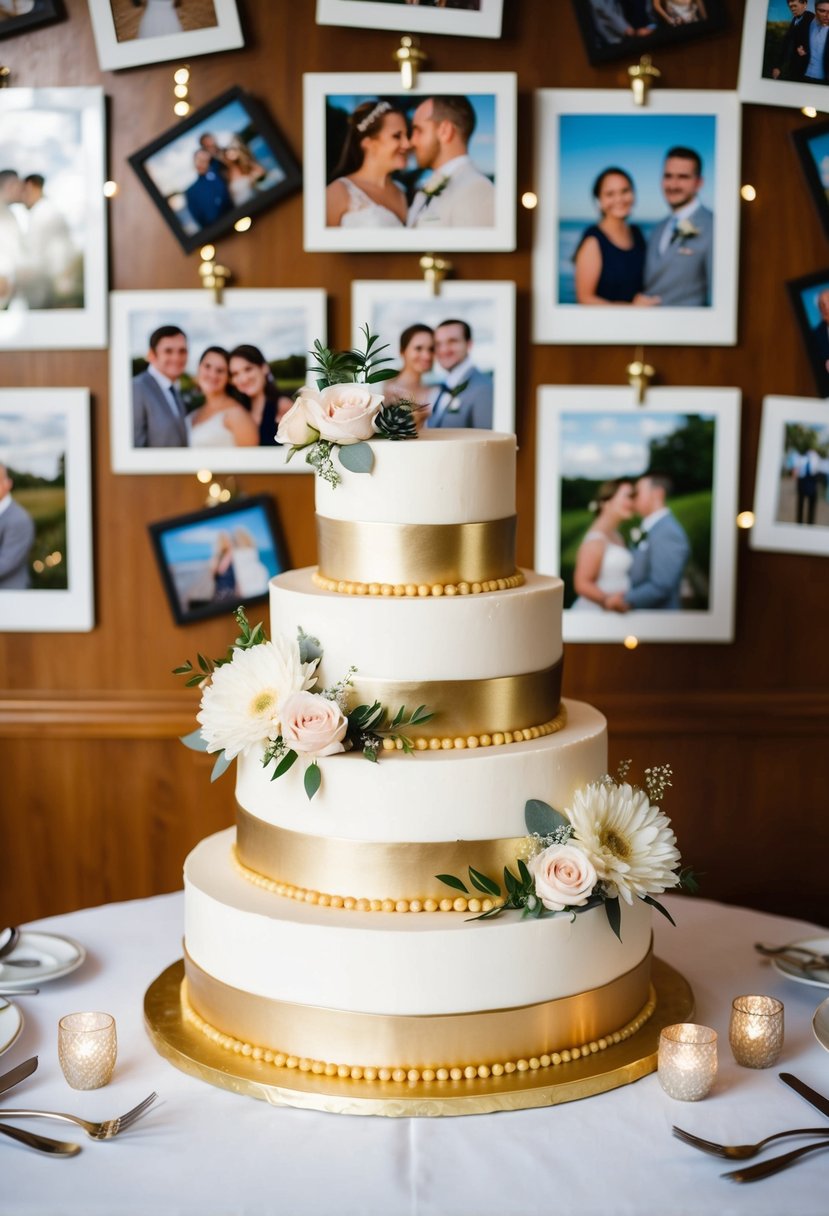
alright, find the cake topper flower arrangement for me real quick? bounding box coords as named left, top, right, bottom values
left=277, top=325, right=418, bottom=487
left=437, top=762, right=696, bottom=941
left=176, top=607, right=433, bottom=801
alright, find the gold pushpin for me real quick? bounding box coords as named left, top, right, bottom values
left=394, top=35, right=427, bottom=90
left=628, top=55, right=661, bottom=107
left=0, top=67, right=10, bottom=88
left=419, top=253, right=452, bottom=295
left=198, top=244, right=230, bottom=304
left=626, top=347, right=655, bottom=405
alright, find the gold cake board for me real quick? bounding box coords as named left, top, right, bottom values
left=144, top=957, right=693, bottom=1117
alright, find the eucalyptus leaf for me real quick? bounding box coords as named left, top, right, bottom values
left=436, top=873, right=469, bottom=895
left=642, top=894, right=676, bottom=926
left=304, top=762, right=322, bottom=801
left=524, top=799, right=569, bottom=837
left=180, top=728, right=209, bottom=752
left=468, top=867, right=501, bottom=897
left=297, top=627, right=323, bottom=665
left=210, top=750, right=233, bottom=783
left=604, top=896, right=622, bottom=942
left=337, top=442, right=374, bottom=475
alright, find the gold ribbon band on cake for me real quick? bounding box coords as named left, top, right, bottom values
left=316, top=515, right=517, bottom=587
left=348, top=660, right=563, bottom=740
left=184, top=948, right=653, bottom=1072
left=235, top=810, right=532, bottom=903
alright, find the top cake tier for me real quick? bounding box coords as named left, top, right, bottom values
left=314, top=432, right=519, bottom=593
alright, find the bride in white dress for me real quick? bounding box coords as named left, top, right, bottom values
left=325, top=99, right=409, bottom=229
left=571, top=479, right=635, bottom=612
left=186, top=346, right=259, bottom=449
left=138, top=0, right=183, bottom=39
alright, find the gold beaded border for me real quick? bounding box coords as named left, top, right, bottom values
left=379, top=706, right=567, bottom=753
left=182, top=982, right=657, bottom=1085
left=231, top=846, right=506, bottom=914
left=312, top=570, right=525, bottom=598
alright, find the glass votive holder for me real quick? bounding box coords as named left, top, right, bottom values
left=729, top=995, right=784, bottom=1068
left=58, top=1012, right=117, bottom=1090
left=657, top=1023, right=718, bottom=1101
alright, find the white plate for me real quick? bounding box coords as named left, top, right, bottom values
left=0, top=1002, right=23, bottom=1056
left=771, top=936, right=829, bottom=990
left=815, top=997, right=829, bottom=1053
left=0, top=932, right=86, bottom=989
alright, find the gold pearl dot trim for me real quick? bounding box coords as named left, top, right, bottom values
left=395, top=707, right=567, bottom=752
left=182, top=983, right=658, bottom=1085
left=232, top=847, right=505, bottom=914
left=312, top=570, right=525, bottom=598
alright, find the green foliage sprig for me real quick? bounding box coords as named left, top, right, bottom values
left=350, top=701, right=435, bottom=762
left=310, top=324, right=399, bottom=389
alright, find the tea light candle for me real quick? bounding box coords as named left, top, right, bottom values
left=729, top=995, right=784, bottom=1068
left=657, top=1023, right=718, bottom=1101
left=58, top=1012, right=117, bottom=1090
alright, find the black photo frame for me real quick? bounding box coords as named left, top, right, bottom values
left=570, top=0, right=728, bottom=66
left=148, top=494, right=287, bottom=625
left=787, top=268, right=829, bottom=399
left=128, top=86, right=301, bottom=255
left=0, top=0, right=62, bottom=40
left=792, top=119, right=829, bottom=241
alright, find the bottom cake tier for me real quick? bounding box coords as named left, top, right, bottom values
left=183, top=830, right=655, bottom=1078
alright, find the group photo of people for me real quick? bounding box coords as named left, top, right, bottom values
left=761, top=0, right=829, bottom=84
left=108, top=0, right=218, bottom=43
left=324, top=91, right=496, bottom=230
left=779, top=421, right=829, bottom=526
left=0, top=410, right=68, bottom=593
left=557, top=111, right=717, bottom=309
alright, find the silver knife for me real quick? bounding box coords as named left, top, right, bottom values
left=0, top=1055, right=38, bottom=1098
left=780, top=1072, right=829, bottom=1118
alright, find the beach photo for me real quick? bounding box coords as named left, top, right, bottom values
left=315, top=0, right=503, bottom=38
left=148, top=495, right=286, bottom=625
left=351, top=279, right=515, bottom=432
left=571, top=0, right=727, bottom=65
left=110, top=288, right=326, bottom=473
left=303, top=72, right=516, bottom=251
left=535, top=386, right=740, bottom=642
left=87, top=0, right=242, bottom=70
left=0, top=388, right=92, bottom=631
left=752, top=394, right=829, bottom=556
left=533, top=89, right=740, bottom=345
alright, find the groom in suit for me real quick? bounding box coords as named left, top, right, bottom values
left=132, top=325, right=189, bottom=448
left=0, top=462, right=35, bottom=590
left=427, top=319, right=493, bottom=429
left=605, top=473, right=690, bottom=612
left=642, top=147, right=713, bottom=308
left=407, top=95, right=495, bottom=229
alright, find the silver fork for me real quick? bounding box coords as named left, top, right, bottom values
left=723, top=1138, right=829, bottom=1183
left=672, top=1124, right=829, bottom=1159
left=0, top=1091, right=158, bottom=1141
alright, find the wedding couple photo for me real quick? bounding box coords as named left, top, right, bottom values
left=87, top=0, right=242, bottom=70
left=107, top=0, right=218, bottom=43
left=314, top=0, right=504, bottom=39
left=572, top=0, right=726, bottom=64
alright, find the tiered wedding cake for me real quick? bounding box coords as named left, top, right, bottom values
left=181, top=431, right=672, bottom=1088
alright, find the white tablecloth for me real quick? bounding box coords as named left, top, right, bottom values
left=2, top=892, right=828, bottom=1216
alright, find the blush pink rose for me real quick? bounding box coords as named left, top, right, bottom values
left=529, top=843, right=597, bottom=912
left=280, top=691, right=348, bottom=757
left=276, top=397, right=319, bottom=447
left=298, top=383, right=384, bottom=445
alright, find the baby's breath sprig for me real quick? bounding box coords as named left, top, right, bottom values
left=322, top=666, right=356, bottom=714
left=644, top=764, right=673, bottom=802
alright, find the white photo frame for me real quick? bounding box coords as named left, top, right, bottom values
left=315, top=0, right=504, bottom=38
left=351, top=280, right=515, bottom=432
left=87, top=0, right=243, bottom=72
left=535, top=386, right=741, bottom=644
left=738, top=0, right=829, bottom=111
left=0, top=87, right=106, bottom=350
left=751, top=395, right=829, bottom=556
left=0, top=388, right=93, bottom=632
left=532, top=89, right=740, bottom=346
left=303, top=72, right=516, bottom=252
left=110, top=289, right=327, bottom=474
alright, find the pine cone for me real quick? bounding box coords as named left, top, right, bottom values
left=375, top=402, right=417, bottom=440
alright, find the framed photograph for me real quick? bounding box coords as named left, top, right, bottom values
left=0, top=0, right=62, bottom=40
left=0, top=87, right=106, bottom=350
left=532, top=89, right=740, bottom=346
left=148, top=494, right=287, bottom=626
left=351, top=280, right=515, bottom=432
left=128, top=87, right=301, bottom=255
left=787, top=268, right=829, bottom=397
left=87, top=0, right=243, bottom=71
left=738, top=0, right=829, bottom=110
left=315, top=0, right=504, bottom=38
left=792, top=119, right=829, bottom=239
left=535, top=386, right=741, bottom=643
left=571, top=0, right=728, bottom=65
left=303, top=72, right=516, bottom=252
left=110, top=288, right=326, bottom=474
left=0, top=389, right=93, bottom=632
left=751, top=395, right=829, bottom=555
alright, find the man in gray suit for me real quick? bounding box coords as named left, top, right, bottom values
left=132, top=325, right=189, bottom=448
left=643, top=147, right=713, bottom=308
left=427, top=319, right=493, bottom=430
left=0, top=462, right=35, bottom=590
left=606, top=473, right=690, bottom=612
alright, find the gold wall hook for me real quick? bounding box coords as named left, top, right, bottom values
left=394, top=35, right=427, bottom=90
left=626, top=347, right=655, bottom=405
left=419, top=253, right=452, bottom=295
left=198, top=244, right=231, bottom=304
left=0, top=67, right=10, bottom=88
left=628, top=55, right=661, bottom=106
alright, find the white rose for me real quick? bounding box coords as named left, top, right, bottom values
left=276, top=396, right=319, bottom=447
left=529, top=843, right=597, bottom=912
left=300, top=383, right=384, bottom=445
left=280, top=691, right=348, bottom=757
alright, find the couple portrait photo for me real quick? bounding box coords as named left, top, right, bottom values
left=0, top=167, right=81, bottom=312
left=88, top=0, right=242, bottom=70
left=739, top=0, right=829, bottom=107
left=107, top=0, right=218, bottom=43
left=314, top=0, right=504, bottom=38
left=574, top=0, right=726, bottom=63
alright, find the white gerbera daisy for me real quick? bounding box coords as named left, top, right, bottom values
left=566, top=781, right=681, bottom=905
left=196, top=638, right=318, bottom=760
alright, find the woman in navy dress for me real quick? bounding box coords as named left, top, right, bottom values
left=574, top=167, right=659, bottom=307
